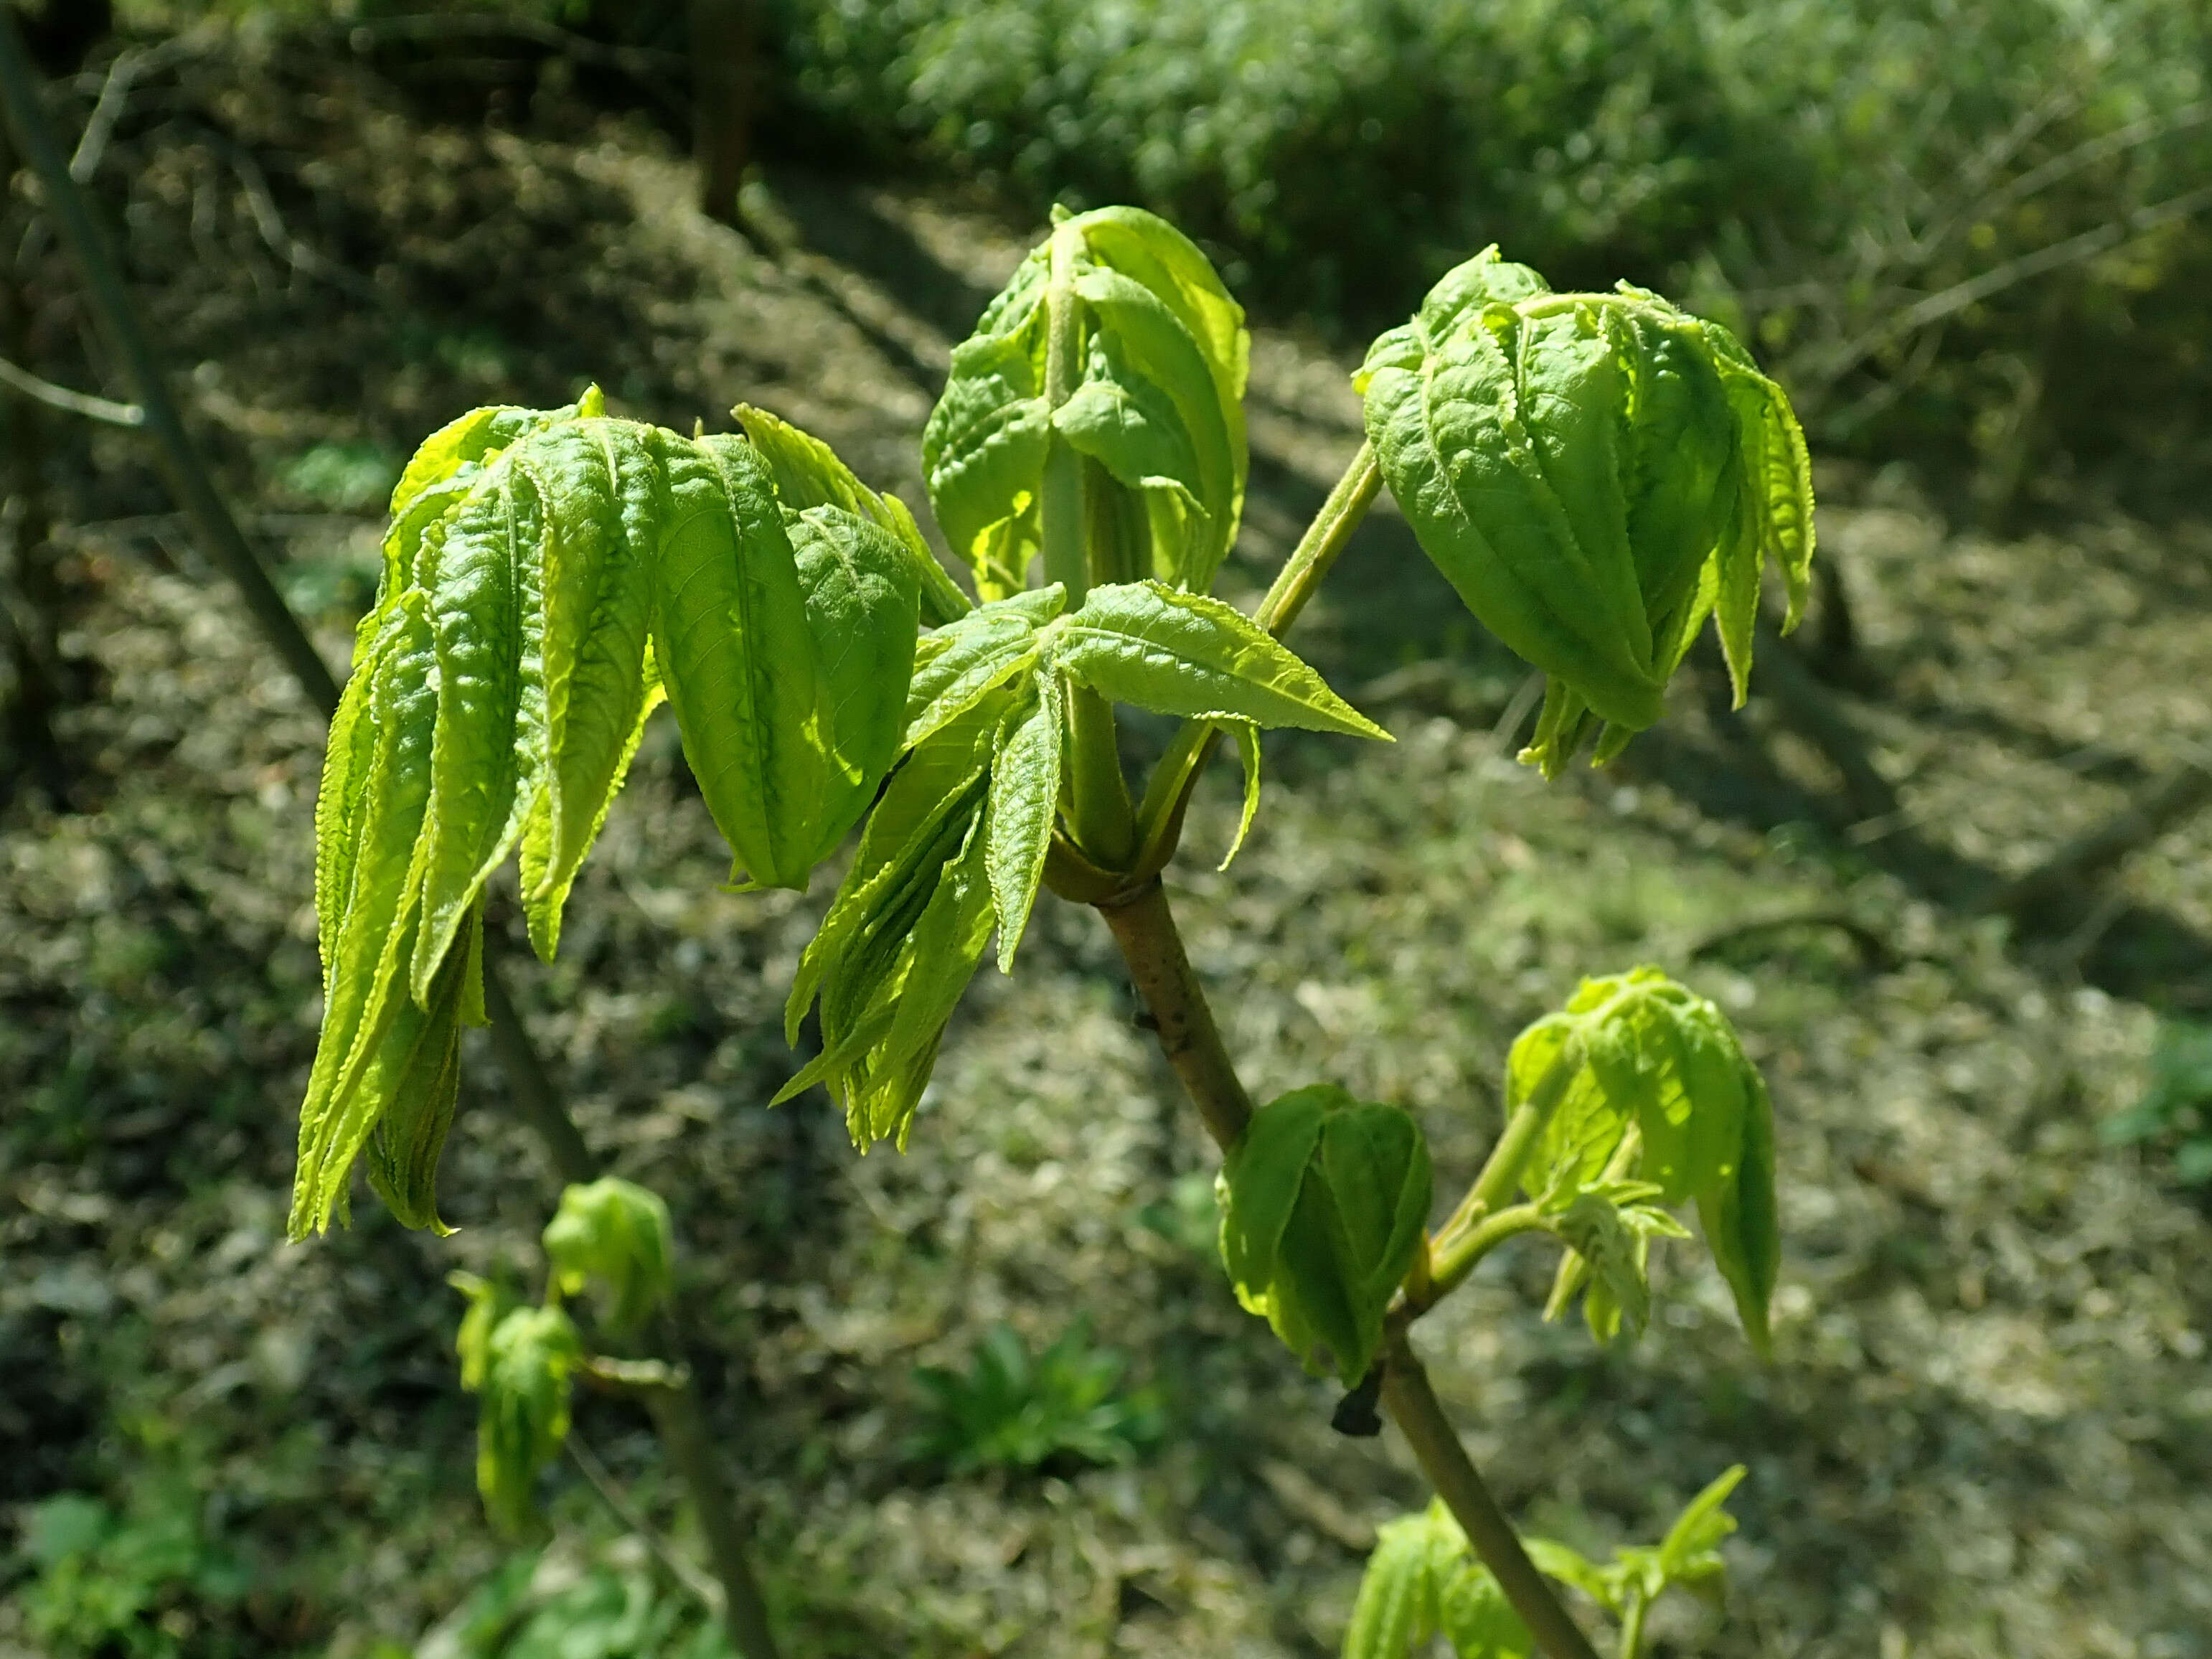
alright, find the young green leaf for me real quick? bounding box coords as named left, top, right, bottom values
left=1436, top=1558, right=1537, bottom=1659
left=1342, top=1508, right=1450, bottom=1659
left=1220, top=720, right=1263, bottom=870
left=736, top=401, right=972, bottom=625
left=1655, top=1465, right=1746, bottom=1591
left=542, top=1177, right=676, bottom=1340
left=362, top=901, right=481, bottom=1235
left=923, top=205, right=1248, bottom=598
left=923, top=330, right=1053, bottom=600
left=776, top=690, right=1012, bottom=1148
left=648, top=431, right=827, bottom=890
left=1357, top=250, right=1815, bottom=776
left=1504, top=968, right=1779, bottom=1351
left=984, top=672, right=1064, bottom=972
left=296, top=407, right=926, bottom=1236
left=464, top=1303, right=583, bottom=1535
left=1048, top=581, right=1389, bottom=738
left=1219, top=1085, right=1432, bottom=1383
left=447, top=1269, right=507, bottom=1394
left=904, top=584, right=1067, bottom=751
left=1538, top=1181, right=1690, bottom=1344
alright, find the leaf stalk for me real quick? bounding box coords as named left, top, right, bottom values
left=1126, top=441, right=1380, bottom=880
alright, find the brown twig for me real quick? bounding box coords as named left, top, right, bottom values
left=1093, top=875, right=1599, bottom=1659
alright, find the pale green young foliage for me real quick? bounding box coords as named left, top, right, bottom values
left=1342, top=1502, right=1531, bottom=1659
left=1357, top=247, right=1815, bottom=777
left=1217, top=1084, right=1433, bottom=1385
left=294, top=395, right=926, bottom=1239
left=1345, top=1470, right=1745, bottom=1658
left=541, top=1178, right=675, bottom=1341
left=922, top=205, right=1249, bottom=598
left=1507, top=969, right=1779, bottom=1351
left=452, top=1296, right=583, bottom=1536
left=779, top=583, right=1385, bottom=1150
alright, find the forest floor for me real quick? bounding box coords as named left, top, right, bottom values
left=3, top=24, right=2211, bottom=1659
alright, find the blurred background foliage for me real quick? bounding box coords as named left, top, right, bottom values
left=90, top=0, right=2212, bottom=520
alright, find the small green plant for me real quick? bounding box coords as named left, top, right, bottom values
left=285, top=202, right=1813, bottom=1657
left=2103, top=1017, right=2212, bottom=1186
left=1346, top=1468, right=1745, bottom=1659
left=443, top=1548, right=734, bottom=1659
left=17, top=1480, right=248, bottom=1659
left=908, top=1320, right=1164, bottom=1475
left=450, top=1178, right=679, bottom=1534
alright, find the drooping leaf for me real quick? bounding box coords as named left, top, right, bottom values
left=736, top=401, right=972, bottom=625
left=776, top=690, right=1010, bottom=1148
left=362, top=901, right=481, bottom=1235
left=1049, top=581, right=1389, bottom=738
left=786, top=502, right=925, bottom=855
left=984, top=672, right=1063, bottom=972
left=542, top=1177, right=676, bottom=1340
left=293, top=594, right=443, bottom=1238
left=509, top=420, right=663, bottom=961
left=296, top=407, right=925, bottom=1236
left=1219, top=1085, right=1432, bottom=1383
left=466, top=1304, right=582, bottom=1535
left=1357, top=252, right=1815, bottom=775
left=648, top=431, right=826, bottom=891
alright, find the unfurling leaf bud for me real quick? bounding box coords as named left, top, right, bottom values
left=542, top=1177, right=676, bottom=1340
left=1358, top=248, right=1815, bottom=776
left=1217, top=1084, right=1432, bottom=1385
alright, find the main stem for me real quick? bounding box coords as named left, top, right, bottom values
left=0, top=27, right=782, bottom=1653
left=1096, top=878, right=1598, bottom=1659
left=1380, top=1334, right=1604, bottom=1659
left=1041, top=220, right=1136, bottom=868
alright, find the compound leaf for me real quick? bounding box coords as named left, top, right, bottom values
left=1359, top=256, right=1815, bottom=774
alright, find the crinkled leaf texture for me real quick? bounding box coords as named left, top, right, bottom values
left=1342, top=1501, right=1535, bottom=1659
left=922, top=205, right=1248, bottom=600
left=1508, top=967, right=1779, bottom=1351
left=457, top=1300, right=581, bottom=1536
left=295, top=397, right=923, bottom=1238
left=1357, top=247, right=1815, bottom=776
left=780, top=583, right=1385, bottom=1151
left=542, top=1177, right=675, bottom=1340
left=1218, top=1084, right=1431, bottom=1385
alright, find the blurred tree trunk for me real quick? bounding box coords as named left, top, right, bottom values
left=690, top=0, right=753, bottom=225
left=0, top=116, right=67, bottom=804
